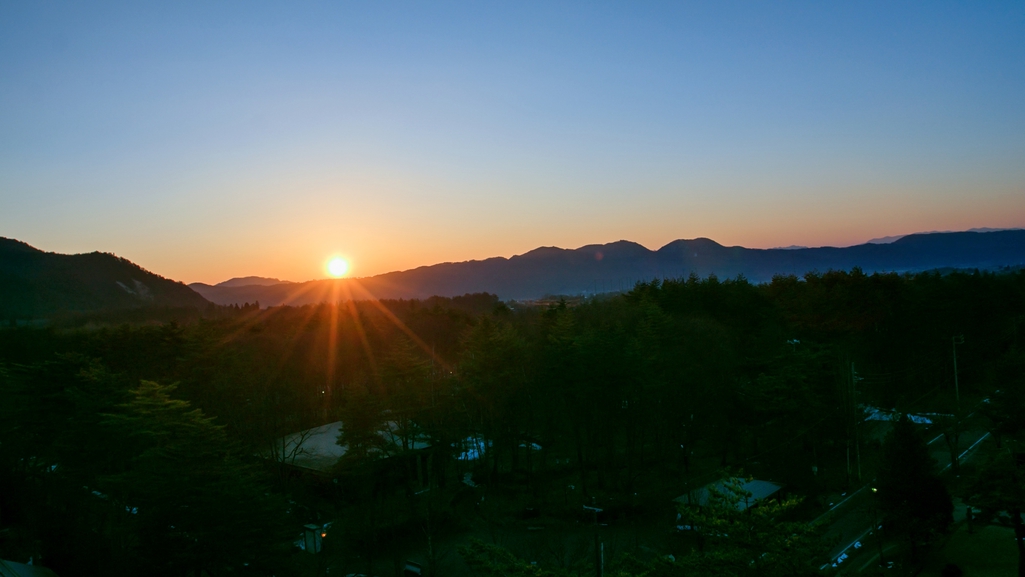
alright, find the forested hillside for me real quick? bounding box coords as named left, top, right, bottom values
left=2, top=270, right=1024, bottom=576
left=0, top=238, right=209, bottom=319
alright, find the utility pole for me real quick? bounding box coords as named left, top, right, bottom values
left=871, top=487, right=885, bottom=567
left=853, top=363, right=862, bottom=483
left=584, top=505, right=603, bottom=577
left=842, top=359, right=851, bottom=487
left=952, top=335, right=964, bottom=405
left=840, top=356, right=861, bottom=485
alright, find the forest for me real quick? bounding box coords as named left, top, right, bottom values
left=2, top=268, right=1025, bottom=577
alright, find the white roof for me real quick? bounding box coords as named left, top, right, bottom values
left=0, top=559, right=58, bottom=577
left=674, top=478, right=782, bottom=511
left=863, top=405, right=933, bottom=424
left=268, top=420, right=431, bottom=472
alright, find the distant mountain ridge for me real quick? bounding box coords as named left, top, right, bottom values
left=189, top=230, right=1025, bottom=306
left=0, top=238, right=209, bottom=319
left=216, top=276, right=294, bottom=287
left=865, top=226, right=1022, bottom=245
left=4, top=231, right=1021, bottom=316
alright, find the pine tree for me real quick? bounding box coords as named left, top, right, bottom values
left=875, top=416, right=953, bottom=558
left=101, top=380, right=291, bottom=575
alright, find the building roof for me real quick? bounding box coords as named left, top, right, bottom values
left=674, top=478, right=782, bottom=511
left=863, top=405, right=934, bottom=424
left=0, top=559, right=59, bottom=577
left=268, top=420, right=431, bottom=473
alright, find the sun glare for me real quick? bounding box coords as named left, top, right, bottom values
left=327, top=257, right=349, bottom=278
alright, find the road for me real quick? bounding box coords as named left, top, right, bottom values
left=817, top=426, right=991, bottom=572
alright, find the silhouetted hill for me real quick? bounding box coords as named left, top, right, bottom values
left=189, top=230, right=1025, bottom=306
left=216, top=276, right=293, bottom=287
left=188, top=281, right=296, bottom=307
left=866, top=226, right=1021, bottom=244
left=0, top=238, right=209, bottom=319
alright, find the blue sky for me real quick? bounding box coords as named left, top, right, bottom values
left=1, top=1, right=1023, bottom=282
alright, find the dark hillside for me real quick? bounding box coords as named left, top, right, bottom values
left=0, top=238, right=209, bottom=319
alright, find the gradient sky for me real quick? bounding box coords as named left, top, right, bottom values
left=2, top=2, right=1023, bottom=283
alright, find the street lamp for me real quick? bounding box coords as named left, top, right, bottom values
left=583, top=505, right=604, bottom=577
left=871, top=488, right=884, bottom=568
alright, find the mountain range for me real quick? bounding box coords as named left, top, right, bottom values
left=189, top=230, right=1025, bottom=306
left=3, top=230, right=1023, bottom=317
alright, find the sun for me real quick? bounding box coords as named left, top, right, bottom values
left=327, top=257, right=349, bottom=278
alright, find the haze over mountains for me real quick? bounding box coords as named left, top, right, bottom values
left=3, top=230, right=1024, bottom=317
left=190, top=230, right=1025, bottom=306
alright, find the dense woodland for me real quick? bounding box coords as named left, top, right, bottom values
left=2, top=269, right=1025, bottom=576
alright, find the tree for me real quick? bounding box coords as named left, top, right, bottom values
left=962, top=449, right=1025, bottom=577
left=0, top=356, right=130, bottom=573
left=459, top=539, right=569, bottom=577
left=672, top=476, right=826, bottom=577
left=101, top=380, right=291, bottom=575
left=965, top=367, right=1025, bottom=577
left=459, top=317, right=528, bottom=481
left=336, top=383, right=388, bottom=467
left=379, top=337, right=432, bottom=454
left=981, top=374, right=1025, bottom=449
left=875, top=416, right=953, bottom=559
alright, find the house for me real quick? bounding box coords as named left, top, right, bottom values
left=863, top=405, right=935, bottom=425
left=674, top=478, right=783, bottom=511
left=0, top=559, right=59, bottom=577
left=267, top=420, right=431, bottom=474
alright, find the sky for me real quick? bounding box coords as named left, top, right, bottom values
left=1, top=1, right=1023, bottom=284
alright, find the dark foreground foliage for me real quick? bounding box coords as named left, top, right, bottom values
left=0, top=270, right=1023, bottom=575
